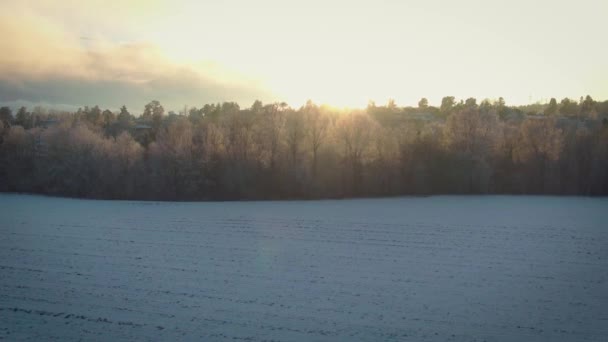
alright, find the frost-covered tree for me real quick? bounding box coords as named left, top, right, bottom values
left=1, top=97, right=607, bottom=199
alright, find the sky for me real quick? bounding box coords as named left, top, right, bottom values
left=0, top=0, right=606, bottom=112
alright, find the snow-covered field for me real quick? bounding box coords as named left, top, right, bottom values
left=0, top=194, right=607, bottom=341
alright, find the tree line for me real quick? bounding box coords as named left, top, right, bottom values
left=1, top=95, right=607, bottom=200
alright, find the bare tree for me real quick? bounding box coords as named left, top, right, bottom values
left=445, top=107, right=500, bottom=192
left=336, top=112, right=376, bottom=195
left=148, top=117, right=194, bottom=199
left=515, top=118, right=563, bottom=192
left=285, top=108, right=306, bottom=193
left=257, top=103, right=286, bottom=172
left=302, top=101, right=329, bottom=180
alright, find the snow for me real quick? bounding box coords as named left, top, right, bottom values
left=1, top=194, right=607, bottom=341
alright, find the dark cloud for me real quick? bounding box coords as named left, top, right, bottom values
left=0, top=70, right=273, bottom=113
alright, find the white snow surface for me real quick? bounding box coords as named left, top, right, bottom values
left=0, top=194, right=607, bottom=341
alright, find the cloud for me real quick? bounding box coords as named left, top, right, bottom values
left=0, top=3, right=274, bottom=112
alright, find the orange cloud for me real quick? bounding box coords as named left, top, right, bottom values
left=0, top=2, right=273, bottom=110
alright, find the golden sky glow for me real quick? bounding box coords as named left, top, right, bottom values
left=0, top=0, right=606, bottom=110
